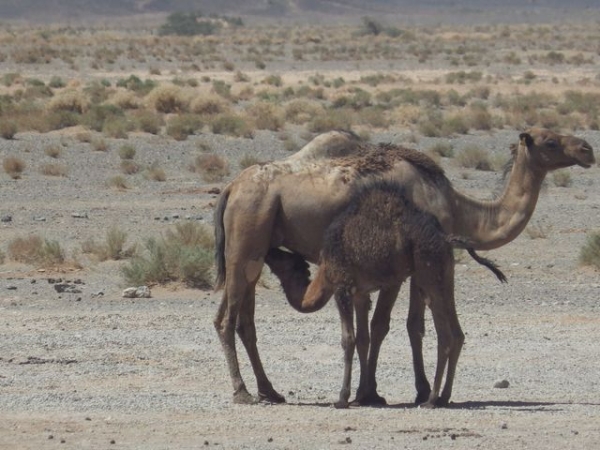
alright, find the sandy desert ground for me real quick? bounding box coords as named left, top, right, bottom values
left=0, top=10, right=600, bottom=450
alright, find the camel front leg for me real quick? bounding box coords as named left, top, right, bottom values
left=334, top=290, right=355, bottom=409
left=236, top=284, right=285, bottom=404
left=353, top=284, right=401, bottom=406
left=407, top=280, right=431, bottom=404
left=420, top=304, right=451, bottom=408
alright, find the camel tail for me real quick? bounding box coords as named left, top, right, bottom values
left=466, top=248, right=508, bottom=284
left=447, top=235, right=508, bottom=284
left=213, top=185, right=231, bottom=291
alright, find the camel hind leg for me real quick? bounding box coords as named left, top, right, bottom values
left=215, top=264, right=286, bottom=404
left=407, top=280, right=432, bottom=405
left=214, top=283, right=255, bottom=404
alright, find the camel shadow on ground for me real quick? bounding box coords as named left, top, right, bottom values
left=287, top=399, right=600, bottom=412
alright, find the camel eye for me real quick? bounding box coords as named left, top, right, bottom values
left=546, top=139, right=557, bottom=147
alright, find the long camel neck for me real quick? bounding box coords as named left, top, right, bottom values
left=451, top=152, right=546, bottom=251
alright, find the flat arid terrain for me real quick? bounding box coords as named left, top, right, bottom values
left=0, top=6, right=599, bottom=449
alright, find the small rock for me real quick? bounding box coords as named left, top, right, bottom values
left=71, top=212, right=88, bottom=219
left=122, top=286, right=151, bottom=298
left=1, top=215, right=12, bottom=222
left=494, top=379, right=510, bottom=389
left=501, top=423, right=508, bottom=430
left=33, top=216, right=46, bottom=222
left=207, top=187, right=221, bottom=195
left=6, top=285, right=17, bottom=290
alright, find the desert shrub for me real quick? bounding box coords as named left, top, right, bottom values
left=91, top=137, right=108, bottom=151
left=48, top=76, right=66, bottom=89
left=109, top=90, right=140, bottom=110
left=356, top=106, right=390, bottom=128
left=131, top=111, right=162, bottom=135
left=83, top=104, right=124, bottom=132
left=245, top=101, right=284, bottom=131
left=102, top=116, right=131, bottom=139
left=144, top=163, right=166, bottom=181
left=190, top=94, right=230, bottom=116
left=47, top=89, right=88, bottom=114
left=192, top=153, right=229, bottom=182
left=121, top=221, right=214, bottom=288
left=469, top=103, right=493, bottom=130
left=428, top=142, right=454, bottom=158
left=285, top=99, right=323, bottom=124
left=118, top=144, right=136, bottom=160
left=441, top=113, right=469, bottom=135
left=146, top=85, right=189, bottom=113
left=8, top=235, right=65, bottom=267
left=579, top=231, right=600, bottom=269
left=82, top=226, right=135, bottom=261
left=262, top=74, right=283, bottom=87
left=158, top=12, right=226, bottom=36
left=0, top=121, right=18, bottom=139
left=43, top=110, right=80, bottom=131
left=210, top=113, right=252, bottom=137
left=456, top=145, right=493, bottom=171
left=44, top=144, right=61, bottom=158
left=211, top=80, right=232, bottom=100
left=106, top=175, right=129, bottom=190
left=116, top=75, right=156, bottom=95
left=307, top=109, right=353, bottom=133
left=121, top=160, right=140, bottom=175
left=3, top=156, right=25, bottom=179
left=40, top=163, right=68, bottom=177
left=445, top=71, right=483, bottom=84
left=166, top=114, right=203, bottom=141
left=239, top=154, right=262, bottom=169
left=526, top=222, right=550, bottom=239
left=417, top=110, right=444, bottom=137
left=552, top=169, right=572, bottom=187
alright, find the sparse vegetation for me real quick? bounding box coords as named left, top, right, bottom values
left=192, top=153, right=230, bottom=182
left=121, top=221, right=214, bottom=288
left=3, top=156, right=26, bottom=179
left=579, top=231, right=600, bottom=269
left=8, top=235, right=66, bottom=267
left=82, top=226, right=135, bottom=261
left=552, top=169, right=572, bottom=187
left=456, top=145, right=493, bottom=171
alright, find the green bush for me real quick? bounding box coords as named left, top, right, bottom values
left=121, top=221, right=214, bottom=288
left=159, top=12, right=221, bottom=36
left=456, top=145, right=493, bottom=171
left=579, top=231, right=600, bottom=269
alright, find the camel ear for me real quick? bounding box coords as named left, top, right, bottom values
left=519, top=132, right=533, bottom=148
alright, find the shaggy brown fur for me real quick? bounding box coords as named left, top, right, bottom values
left=265, top=180, right=506, bottom=408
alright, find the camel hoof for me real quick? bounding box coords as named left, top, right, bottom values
left=414, top=390, right=431, bottom=406
left=418, top=401, right=437, bottom=409
left=233, top=389, right=257, bottom=405
left=435, top=397, right=450, bottom=408
left=258, top=390, right=286, bottom=404
left=351, top=391, right=387, bottom=407
left=334, top=400, right=350, bottom=409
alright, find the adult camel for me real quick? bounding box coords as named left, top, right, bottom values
left=213, top=128, right=595, bottom=405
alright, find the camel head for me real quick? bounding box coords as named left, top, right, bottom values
left=518, top=128, right=595, bottom=171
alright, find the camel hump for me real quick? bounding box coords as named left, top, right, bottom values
left=289, top=130, right=364, bottom=161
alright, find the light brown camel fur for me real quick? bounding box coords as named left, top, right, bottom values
left=213, top=128, right=595, bottom=405
left=266, top=179, right=506, bottom=408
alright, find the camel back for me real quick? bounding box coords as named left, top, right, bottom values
left=337, top=142, right=447, bottom=183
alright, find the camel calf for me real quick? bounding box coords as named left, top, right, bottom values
left=266, top=179, right=504, bottom=408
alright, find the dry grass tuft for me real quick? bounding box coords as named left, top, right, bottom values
left=3, top=156, right=26, bottom=179
left=192, top=153, right=230, bottom=182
